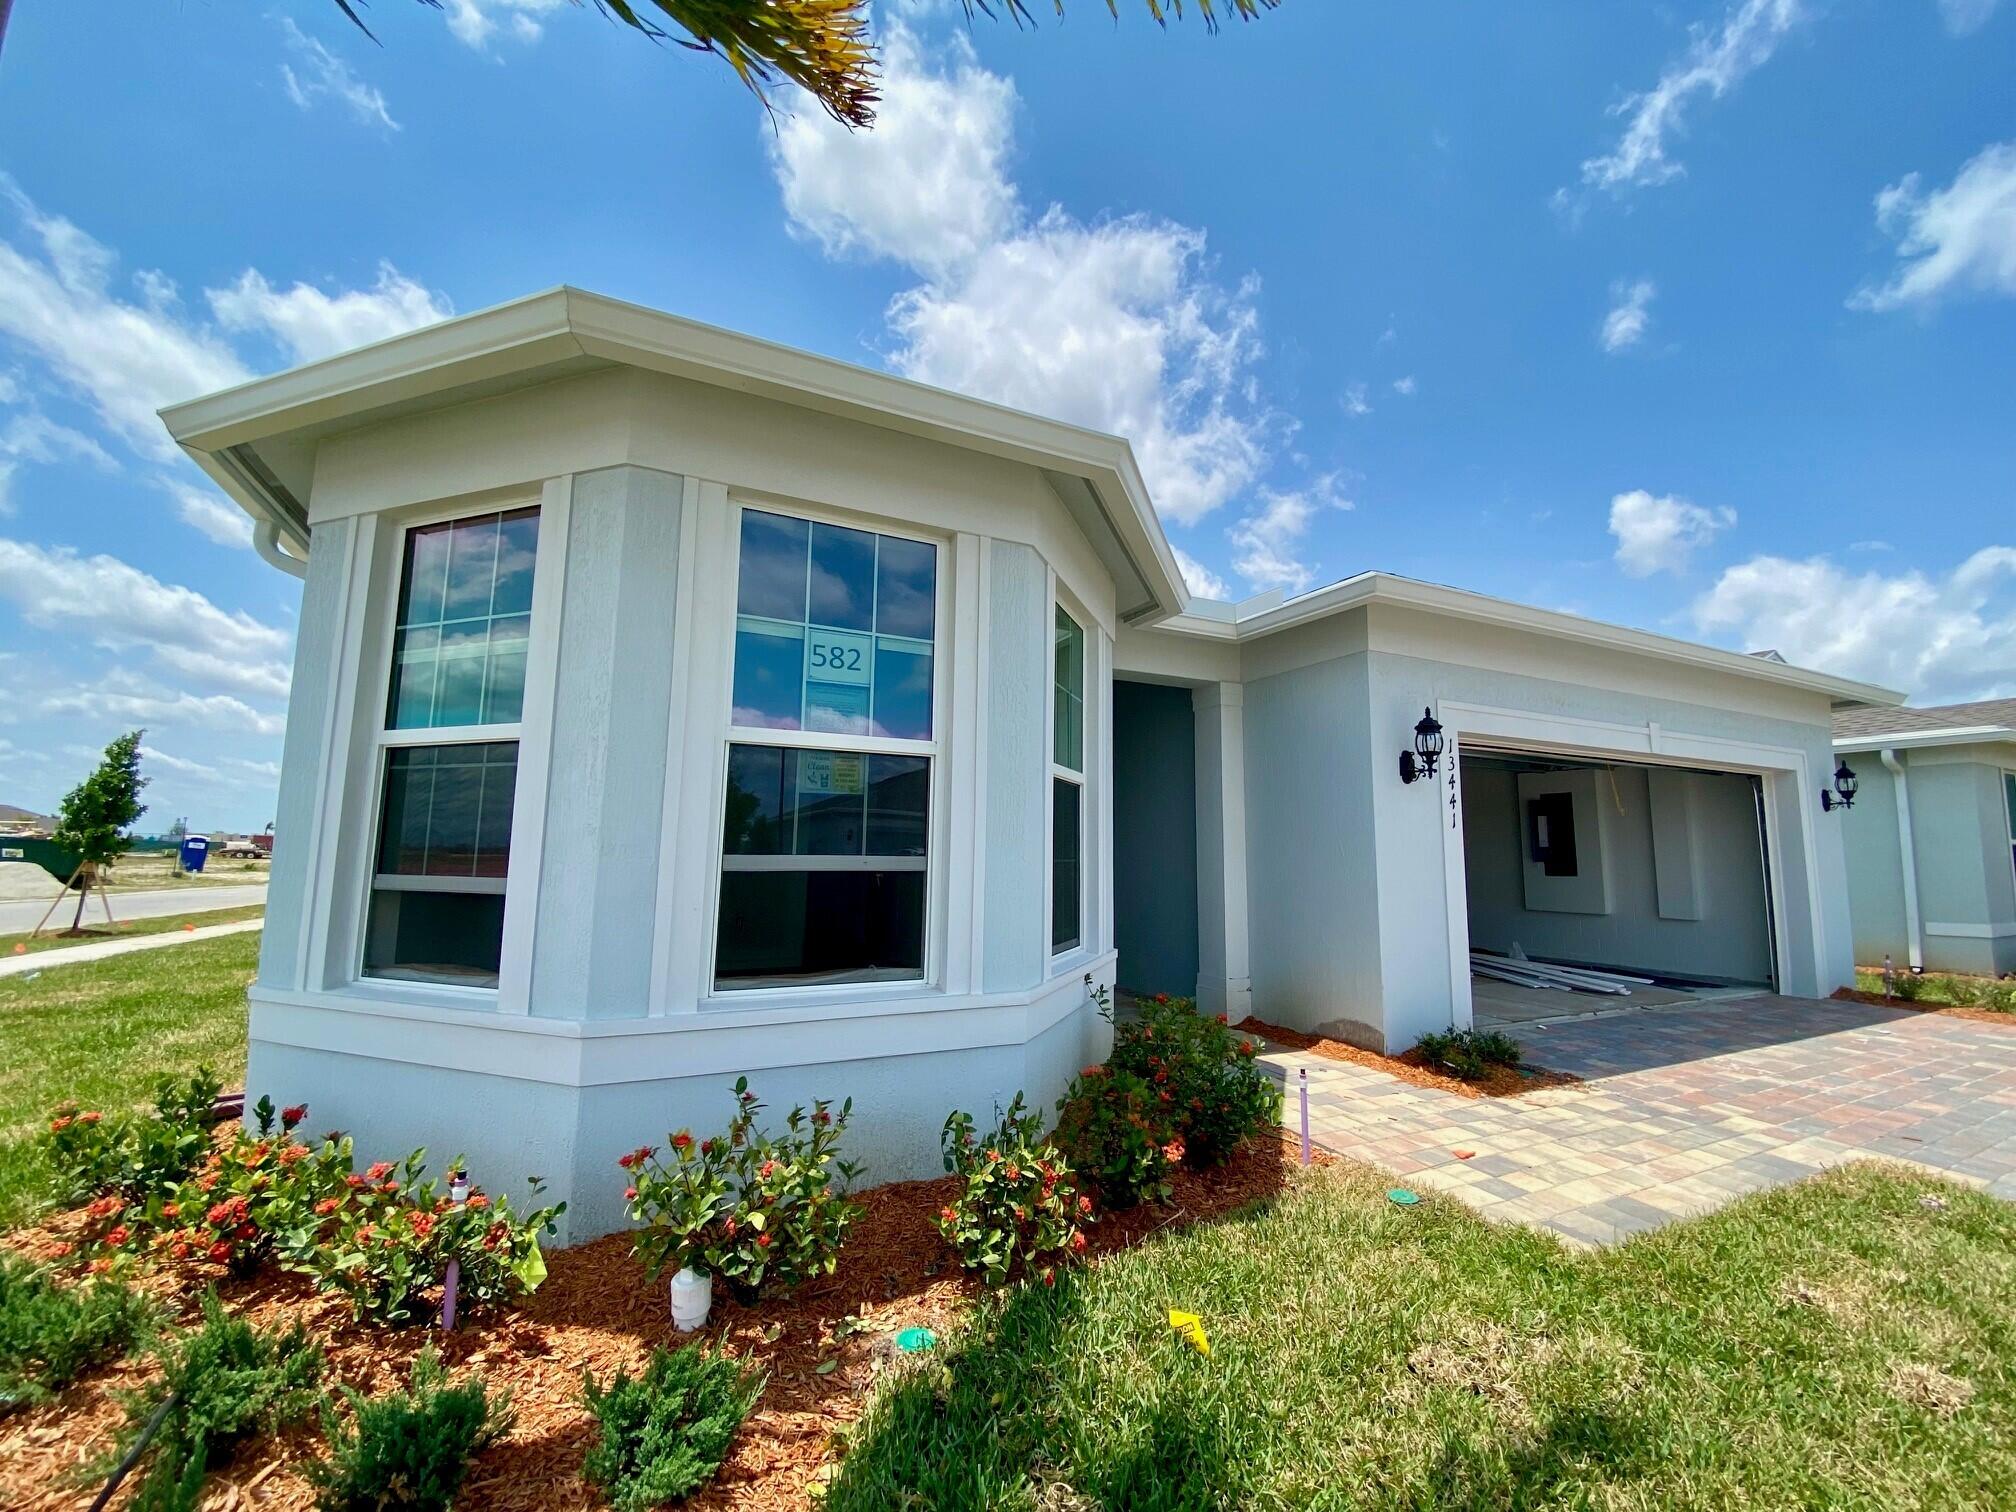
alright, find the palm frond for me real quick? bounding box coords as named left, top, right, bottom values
left=335, top=0, right=1280, bottom=130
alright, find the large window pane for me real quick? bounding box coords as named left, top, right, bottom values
left=718, top=744, right=929, bottom=989
left=387, top=508, right=540, bottom=730
left=373, top=743, right=518, bottom=878
left=365, top=741, right=518, bottom=988
left=715, top=871, right=925, bottom=988
left=1054, top=606, right=1085, bottom=772
left=731, top=509, right=936, bottom=739
left=1052, top=777, right=1082, bottom=952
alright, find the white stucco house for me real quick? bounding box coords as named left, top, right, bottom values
left=161, top=289, right=1900, bottom=1238
left=1834, top=700, right=2016, bottom=978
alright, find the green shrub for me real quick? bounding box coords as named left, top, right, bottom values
left=306, top=1347, right=511, bottom=1512
left=292, top=1150, right=563, bottom=1327
left=1107, top=994, right=1280, bottom=1166
left=581, top=1342, right=763, bottom=1511
left=935, top=1095, right=1091, bottom=1286
left=623, top=1078, right=861, bottom=1304
left=109, top=1289, right=324, bottom=1504
left=1053, top=1067, right=1180, bottom=1210
left=1414, top=1028, right=1523, bottom=1082
left=1887, top=972, right=1926, bottom=1002
left=0, top=1253, right=155, bottom=1414
left=43, top=1066, right=222, bottom=1206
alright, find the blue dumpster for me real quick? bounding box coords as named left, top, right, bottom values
left=178, top=836, right=210, bottom=874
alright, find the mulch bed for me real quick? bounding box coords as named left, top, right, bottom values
left=1236, top=1017, right=1580, bottom=1099
left=0, top=1133, right=1312, bottom=1511
left=1830, top=986, right=2016, bottom=1028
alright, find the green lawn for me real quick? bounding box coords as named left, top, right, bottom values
left=830, top=1162, right=2016, bottom=1510
left=0, top=931, right=256, bottom=1228
left=0, top=903, right=263, bottom=957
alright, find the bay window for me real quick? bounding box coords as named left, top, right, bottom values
left=1052, top=603, right=1085, bottom=954
left=717, top=507, right=939, bottom=990
left=363, top=506, right=539, bottom=988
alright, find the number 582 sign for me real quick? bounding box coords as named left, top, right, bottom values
left=807, top=628, right=872, bottom=686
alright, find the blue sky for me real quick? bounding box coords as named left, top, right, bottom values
left=0, top=0, right=2012, bottom=831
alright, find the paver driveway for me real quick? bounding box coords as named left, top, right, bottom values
left=1259, top=993, right=2016, bottom=1247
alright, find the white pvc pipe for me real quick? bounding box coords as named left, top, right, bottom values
left=254, top=519, right=309, bottom=580
left=1880, top=748, right=1924, bottom=971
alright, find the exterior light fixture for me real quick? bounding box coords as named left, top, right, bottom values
left=1820, top=759, right=1859, bottom=812
left=1399, top=707, right=1444, bottom=785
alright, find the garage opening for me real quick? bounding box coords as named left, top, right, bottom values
left=1460, top=748, right=1777, bottom=1029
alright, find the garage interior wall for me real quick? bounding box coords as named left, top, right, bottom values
left=1461, top=754, right=1774, bottom=985
left=1112, top=680, right=1200, bottom=998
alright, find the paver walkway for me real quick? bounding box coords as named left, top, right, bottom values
left=1260, top=993, right=2016, bottom=1247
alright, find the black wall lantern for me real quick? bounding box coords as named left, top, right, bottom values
left=1820, top=759, right=1859, bottom=812
left=1399, top=707, right=1444, bottom=785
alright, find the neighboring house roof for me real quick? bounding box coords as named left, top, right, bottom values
left=1834, top=698, right=2016, bottom=749
left=157, top=286, right=1903, bottom=712
left=156, top=286, right=1188, bottom=625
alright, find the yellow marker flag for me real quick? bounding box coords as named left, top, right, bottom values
left=1168, top=1309, right=1211, bottom=1357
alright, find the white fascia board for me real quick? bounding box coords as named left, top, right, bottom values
left=1835, top=726, right=2013, bottom=753
left=157, top=286, right=1190, bottom=617
left=1150, top=570, right=1904, bottom=708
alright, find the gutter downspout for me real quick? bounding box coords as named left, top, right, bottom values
left=254, top=519, right=308, bottom=580
left=1881, top=747, right=1923, bottom=971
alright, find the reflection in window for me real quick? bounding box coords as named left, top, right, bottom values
left=1054, top=606, right=1084, bottom=772
left=716, top=743, right=929, bottom=989
left=1052, top=776, right=1081, bottom=953
left=729, top=509, right=937, bottom=740
left=387, top=508, right=540, bottom=729
left=364, top=742, right=518, bottom=988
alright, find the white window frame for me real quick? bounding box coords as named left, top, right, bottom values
left=351, top=496, right=552, bottom=1004
left=703, top=495, right=952, bottom=1001
left=1049, top=586, right=1089, bottom=961
left=2003, top=767, right=2016, bottom=895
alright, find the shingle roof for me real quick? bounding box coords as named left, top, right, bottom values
left=1833, top=698, right=2016, bottom=739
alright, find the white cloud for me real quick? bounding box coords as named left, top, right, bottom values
left=1849, top=140, right=2016, bottom=312
left=1601, top=278, right=1657, bottom=351
left=439, top=0, right=569, bottom=49
left=279, top=18, right=399, bottom=131
left=1342, top=382, right=1372, bottom=418
left=165, top=480, right=254, bottom=549
left=769, top=25, right=1019, bottom=274
left=1172, top=546, right=1229, bottom=600
left=1228, top=480, right=1347, bottom=596
left=1391, top=375, right=1416, bottom=396
left=1579, top=0, right=1807, bottom=195
left=138, top=744, right=219, bottom=779
left=0, top=408, right=118, bottom=513
left=0, top=538, right=291, bottom=699
left=1937, top=0, right=2003, bottom=35
left=208, top=262, right=451, bottom=364
left=1608, top=489, right=1736, bottom=576
left=1692, top=547, right=2016, bottom=699
left=0, top=180, right=249, bottom=459
left=770, top=21, right=1271, bottom=528
left=41, top=686, right=288, bottom=739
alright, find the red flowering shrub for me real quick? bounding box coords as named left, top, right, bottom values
left=136, top=1097, right=343, bottom=1278
left=293, top=1150, right=563, bottom=1326
left=1108, top=994, right=1280, bottom=1166
left=1052, top=1067, right=1180, bottom=1210
left=934, top=1095, right=1091, bottom=1286
left=43, top=1067, right=222, bottom=1206
left=624, top=1077, right=860, bottom=1304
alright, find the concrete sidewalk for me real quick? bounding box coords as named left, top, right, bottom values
left=0, top=918, right=264, bottom=980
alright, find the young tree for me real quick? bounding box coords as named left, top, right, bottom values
left=51, top=730, right=149, bottom=932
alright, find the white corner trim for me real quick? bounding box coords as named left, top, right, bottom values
left=1879, top=748, right=1924, bottom=971
left=495, top=475, right=572, bottom=1017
